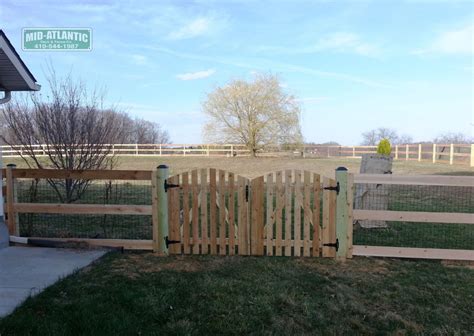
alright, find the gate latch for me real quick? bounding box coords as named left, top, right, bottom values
left=323, top=238, right=339, bottom=252
left=323, top=182, right=340, bottom=195
left=164, top=180, right=180, bottom=192
left=165, top=236, right=180, bottom=248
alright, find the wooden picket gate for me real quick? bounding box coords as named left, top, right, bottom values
left=165, top=168, right=343, bottom=257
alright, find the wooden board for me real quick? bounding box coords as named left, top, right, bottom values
left=284, top=170, right=292, bottom=256
left=182, top=172, right=190, bottom=254
left=23, top=237, right=154, bottom=250
left=322, top=178, right=337, bottom=258
left=151, top=171, right=159, bottom=252
left=353, top=174, right=473, bottom=187
left=168, top=175, right=181, bottom=254
left=353, top=245, right=474, bottom=261
left=312, top=174, right=321, bottom=257
left=353, top=210, right=474, bottom=224
left=5, top=167, right=15, bottom=234
left=228, top=173, right=235, bottom=255
left=237, top=176, right=249, bottom=255
left=14, top=203, right=152, bottom=215
left=251, top=176, right=264, bottom=255
left=191, top=170, right=200, bottom=254
left=209, top=169, right=217, bottom=255
left=275, top=171, right=283, bottom=256
left=266, top=173, right=274, bottom=256
left=200, top=169, right=209, bottom=254
left=302, top=171, right=311, bottom=257
left=293, top=170, right=302, bottom=257
left=218, top=170, right=226, bottom=255
left=11, top=169, right=152, bottom=180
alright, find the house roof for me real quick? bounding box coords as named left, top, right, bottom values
left=0, top=30, right=40, bottom=91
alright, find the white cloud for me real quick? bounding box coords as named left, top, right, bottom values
left=167, top=13, right=227, bottom=40
left=130, top=54, right=149, bottom=65
left=416, top=23, right=473, bottom=55
left=258, top=32, right=379, bottom=57
left=176, top=69, right=216, bottom=80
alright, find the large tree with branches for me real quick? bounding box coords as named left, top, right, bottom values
left=202, top=73, right=302, bottom=156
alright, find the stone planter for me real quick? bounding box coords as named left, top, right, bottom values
left=355, top=154, right=393, bottom=228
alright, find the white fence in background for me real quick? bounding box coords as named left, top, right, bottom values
left=1, top=143, right=473, bottom=166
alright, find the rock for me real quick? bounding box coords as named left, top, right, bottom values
left=355, top=154, right=393, bottom=228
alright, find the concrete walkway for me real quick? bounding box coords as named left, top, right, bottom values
left=0, top=247, right=105, bottom=317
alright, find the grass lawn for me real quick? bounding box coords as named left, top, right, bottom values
left=0, top=252, right=473, bottom=335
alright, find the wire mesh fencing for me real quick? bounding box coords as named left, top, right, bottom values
left=353, top=183, right=474, bottom=250
left=16, top=178, right=152, bottom=239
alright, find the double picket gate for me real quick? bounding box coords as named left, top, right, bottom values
left=156, top=166, right=352, bottom=259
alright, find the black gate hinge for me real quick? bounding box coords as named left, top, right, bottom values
left=323, top=182, right=340, bottom=195
left=165, top=236, right=180, bottom=248
left=323, top=238, right=339, bottom=252
left=164, top=180, right=180, bottom=192
left=245, top=185, right=249, bottom=202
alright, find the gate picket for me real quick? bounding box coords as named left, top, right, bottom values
left=209, top=169, right=217, bottom=255
left=238, top=176, right=249, bottom=255
left=251, top=176, right=264, bottom=255
left=303, top=171, right=311, bottom=257
left=168, top=175, right=181, bottom=254
left=191, top=170, right=199, bottom=254
left=200, top=169, right=209, bottom=254
left=312, top=174, right=321, bottom=257
left=266, top=173, right=274, bottom=256
left=182, top=172, right=190, bottom=254
left=322, top=178, right=337, bottom=257
left=294, top=170, right=302, bottom=257
left=218, top=170, right=226, bottom=255
left=228, top=173, right=236, bottom=255
left=284, top=170, right=292, bottom=256
left=275, top=171, right=283, bottom=256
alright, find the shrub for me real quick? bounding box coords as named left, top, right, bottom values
left=377, top=138, right=391, bottom=155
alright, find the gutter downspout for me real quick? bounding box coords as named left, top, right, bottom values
left=0, top=91, right=11, bottom=104
left=0, top=90, right=11, bottom=248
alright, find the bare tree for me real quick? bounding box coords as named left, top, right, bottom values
left=1, top=72, right=128, bottom=203
left=202, top=73, right=302, bottom=157
left=433, top=132, right=472, bottom=144
left=127, top=118, right=170, bottom=144
left=361, top=127, right=413, bottom=145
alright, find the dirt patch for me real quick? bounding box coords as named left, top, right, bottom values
left=108, top=254, right=230, bottom=279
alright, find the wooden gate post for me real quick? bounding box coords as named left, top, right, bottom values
left=335, top=167, right=353, bottom=260
left=6, top=164, right=18, bottom=235
left=156, top=165, right=169, bottom=254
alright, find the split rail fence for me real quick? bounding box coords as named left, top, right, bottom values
left=1, top=143, right=473, bottom=166
left=1, top=166, right=473, bottom=260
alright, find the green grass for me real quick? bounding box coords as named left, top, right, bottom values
left=0, top=252, right=473, bottom=335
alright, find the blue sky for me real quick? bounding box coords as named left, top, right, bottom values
left=1, top=0, right=473, bottom=144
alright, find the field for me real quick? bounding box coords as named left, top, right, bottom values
left=5, top=155, right=474, bottom=178
left=0, top=253, right=473, bottom=335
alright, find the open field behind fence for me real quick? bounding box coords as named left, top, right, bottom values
left=2, top=166, right=473, bottom=260
left=2, top=142, right=473, bottom=166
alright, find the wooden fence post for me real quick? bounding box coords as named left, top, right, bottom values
left=432, top=144, right=437, bottom=164
left=156, top=165, right=169, bottom=254
left=335, top=167, right=353, bottom=260
left=449, top=144, right=454, bottom=165
left=418, top=144, right=422, bottom=162
left=352, top=146, right=355, bottom=157
left=135, top=144, right=139, bottom=156
left=5, top=164, right=17, bottom=235
left=0, top=152, right=5, bottom=245
left=395, top=145, right=398, bottom=160
left=470, top=144, right=474, bottom=167
left=405, top=145, right=409, bottom=160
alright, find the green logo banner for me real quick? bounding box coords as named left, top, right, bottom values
left=22, top=28, right=92, bottom=51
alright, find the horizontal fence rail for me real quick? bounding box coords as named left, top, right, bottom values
left=1, top=143, right=473, bottom=166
